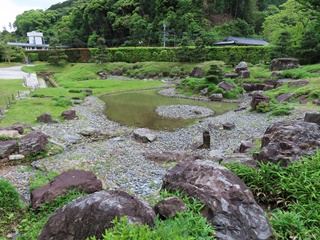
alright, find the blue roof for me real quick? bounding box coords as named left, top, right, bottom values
left=214, top=36, right=269, bottom=46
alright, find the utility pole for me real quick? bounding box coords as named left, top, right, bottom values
left=163, top=23, right=167, bottom=47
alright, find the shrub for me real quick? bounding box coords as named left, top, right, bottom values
left=256, top=101, right=272, bottom=113
left=0, top=179, right=22, bottom=212
left=205, top=64, right=223, bottom=84
left=223, top=91, right=238, bottom=99
left=52, top=96, right=72, bottom=107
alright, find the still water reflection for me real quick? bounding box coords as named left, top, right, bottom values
left=100, top=89, right=237, bottom=131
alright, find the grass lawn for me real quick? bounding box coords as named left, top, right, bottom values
left=0, top=79, right=29, bottom=111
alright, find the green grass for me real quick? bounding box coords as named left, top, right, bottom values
left=0, top=98, right=68, bottom=126
left=0, top=79, right=29, bottom=111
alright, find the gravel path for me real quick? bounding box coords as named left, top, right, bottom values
left=0, top=89, right=305, bottom=202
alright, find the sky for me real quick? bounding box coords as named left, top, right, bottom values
left=0, top=0, right=65, bottom=31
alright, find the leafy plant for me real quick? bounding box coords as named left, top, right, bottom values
left=224, top=151, right=320, bottom=238
left=0, top=179, right=23, bottom=212
left=90, top=190, right=215, bottom=240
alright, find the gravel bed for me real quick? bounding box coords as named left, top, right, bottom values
left=0, top=90, right=305, bottom=202
left=155, top=105, right=214, bottom=119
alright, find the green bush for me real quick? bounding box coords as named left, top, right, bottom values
left=223, top=91, right=238, bottom=99
left=224, top=151, right=320, bottom=238
left=256, top=101, right=272, bottom=113
left=53, top=96, right=72, bottom=107
left=0, top=179, right=22, bottom=212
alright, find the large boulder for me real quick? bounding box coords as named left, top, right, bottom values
left=0, top=140, right=17, bottom=159
left=189, top=67, right=204, bottom=78
left=251, top=92, right=270, bottom=110
left=0, top=125, right=24, bottom=134
left=61, top=110, right=76, bottom=120
left=269, top=58, right=299, bottom=71
left=38, top=190, right=156, bottom=240
left=217, top=82, right=235, bottom=91
left=235, top=61, right=248, bottom=74
left=276, top=92, right=295, bottom=103
left=37, top=113, right=52, bottom=123
left=18, top=133, right=48, bottom=155
left=304, top=112, right=320, bottom=125
left=31, top=170, right=103, bottom=208
left=133, top=128, right=157, bottom=143
left=162, top=160, right=274, bottom=240
left=0, top=130, right=21, bottom=139
left=258, top=121, right=320, bottom=166
left=155, top=197, right=187, bottom=220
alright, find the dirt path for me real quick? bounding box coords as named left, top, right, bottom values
left=0, top=66, right=26, bottom=80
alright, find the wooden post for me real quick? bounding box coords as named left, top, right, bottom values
left=202, top=130, right=210, bottom=149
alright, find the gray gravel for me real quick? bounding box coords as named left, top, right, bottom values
left=0, top=89, right=304, bottom=201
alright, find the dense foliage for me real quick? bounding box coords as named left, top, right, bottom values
left=224, top=151, right=320, bottom=239
left=1, top=0, right=320, bottom=64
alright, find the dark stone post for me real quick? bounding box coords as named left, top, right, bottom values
left=203, top=130, right=210, bottom=149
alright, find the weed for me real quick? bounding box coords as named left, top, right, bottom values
left=0, top=179, right=23, bottom=212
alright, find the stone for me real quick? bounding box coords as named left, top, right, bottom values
left=239, top=141, right=258, bottom=153
left=38, top=190, right=156, bottom=240
left=143, top=151, right=202, bottom=162
left=223, top=122, right=235, bottom=130
left=0, top=125, right=24, bottom=134
left=162, top=160, right=274, bottom=240
left=312, top=99, right=320, bottom=106
left=276, top=92, right=295, bottom=103
left=0, top=141, right=17, bottom=159
left=288, top=79, right=309, bottom=87
left=79, top=127, right=98, bottom=136
left=221, top=153, right=259, bottom=169
left=37, top=113, right=52, bottom=123
left=298, top=95, right=308, bottom=104
left=258, top=121, right=320, bottom=166
left=200, top=87, right=208, bottom=96
left=82, top=89, right=93, bottom=95
left=269, top=58, right=299, bottom=71
left=0, top=130, right=21, bottom=139
left=235, top=61, right=248, bottom=74
left=31, top=170, right=103, bottom=208
left=217, top=81, right=235, bottom=91
left=304, top=113, right=320, bottom=125
left=224, top=73, right=239, bottom=78
left=189, top=67, right=204, bottom=78
left=62, top=134, right=82, bottom=144
left=209, top=93, right=223, bottom=102
left=203, top=130, right=210, bottom=148
left=8, top=154, right=25, bottom=160
left=155, top=197, right=187, bottom=220
left=61, top=110, right=76, bottom=120
left=275, top=78, right=294, bottom=88
left=251, top=92, right=270, bottom=110
left=133, top=128, right=157, bottom=143
left=239, top=70, right=250, bottom=79
left=18, top=133, right=48, bottom=155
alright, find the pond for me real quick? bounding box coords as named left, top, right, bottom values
left=100, top=89, right=237, bottom=131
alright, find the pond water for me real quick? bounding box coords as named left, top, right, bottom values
left=100, top=89, right=237, bottom=131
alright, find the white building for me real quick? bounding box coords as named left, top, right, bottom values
left=7, top=31, right=49, bottom=50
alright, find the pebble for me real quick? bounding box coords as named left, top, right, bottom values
left=0, top=89, right=305, bottom=201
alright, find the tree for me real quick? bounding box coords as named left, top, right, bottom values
left=48, top=38, right=68, bottom=65
left=262, top=0, right=315, bottom=47
left=91, top=37, right=109, bottom=63
left=270, top=31, right=293, bottom=58
left=297, top=30, right=320, bottom=64
left=205, top=64, right=223, bottom=84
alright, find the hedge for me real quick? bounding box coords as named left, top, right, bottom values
left=26, top=46, right=272, bottom=64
